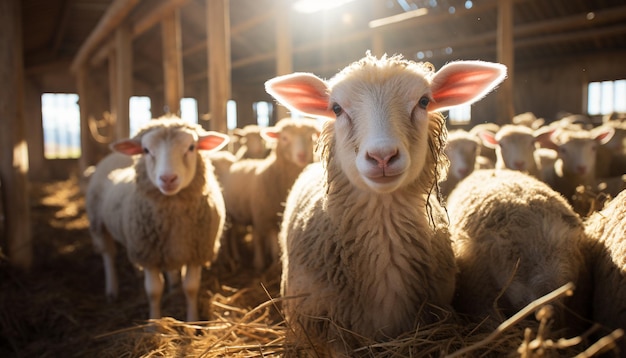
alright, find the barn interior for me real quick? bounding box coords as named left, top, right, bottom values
left=1, top=0, right=626, bottom=356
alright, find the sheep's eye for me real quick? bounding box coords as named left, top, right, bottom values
left=143, top=147, right=150, bottom=154
left=188, top=144, right=196, bottom=152
left=418, top=96, right=430, bottom=109
left=332, top=103, right=343, bottom=116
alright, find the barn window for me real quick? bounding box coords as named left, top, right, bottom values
left=129, top=97, right=199, bottom=136
left=130, top=96, right=152, bottom=136
left=41, top=93, right=81, bottom=159
left=587, top=79, right=626, bottom=116
left=254, top=101, right=272, bottom=127
left=180, top=97, right=199, bottom=124
left=227, top=99, right=237, bottom=130
left=447, top=104, right=472, bottom=125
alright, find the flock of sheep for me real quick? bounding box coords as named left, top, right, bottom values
left=85, top=52, right=625, bottom=356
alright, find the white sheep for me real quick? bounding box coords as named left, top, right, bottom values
left=86, top=117, right=229, bottom=321
left=584, top=190, right=626, bottom=353
left=440, top=129, right=481, bottom=198
left=219, top=117, right=320, bottom=271
left=478, top=124, right=541, bottom=178
left=539, top=126, right=615, bottom=203
left=266, top=53, right=506, bottom=353
left=446, top=169, right=591, bottom=333
left=469, top=122, right=500, bottom=165
left=231, top=124, right=272, bottom=160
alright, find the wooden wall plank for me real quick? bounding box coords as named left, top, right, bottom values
left=114, top=24, right=133, bottom=139
left=497, top=0, right=515, bottom=124
left=162, top=9, right=183, bottom=115
left=206, top=0, right=231, bottom=133
left=0, top=0, right=32, bottom=270
left=274, top=0, right=292, bottom=122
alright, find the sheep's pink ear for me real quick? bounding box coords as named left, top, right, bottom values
left=260, top=126, right=280, bottom=142
left=478, top=131, right=498, bottom=149
left=429, top=61, right=507, bottom=112
left=111, top=139, right=143, bottom=156
left=592, top=126, right=615, bottom=145
left=533, top=126, right=559, bottom=150
left=197, top=131, right=230, bottom=152
left=265, top=73, right=334, bottom=118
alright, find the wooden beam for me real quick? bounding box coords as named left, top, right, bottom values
left=0, top=0, right=32, bottom=270
left=114, top=24, right=133, bottom=139
left=274, top=0, right=292, bottom=121
left=90, top=0, right=190, bottom=68
left=162, top=9, right=184, bottom=115
left=70, top=0, right=140, bottom=73
left=206, top=0, right=231, bottom=133
left=76, top=65, right=100, bottom=175
left=496, top=0, right=515, bottom=124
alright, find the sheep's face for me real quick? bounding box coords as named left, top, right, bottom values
left=141, top=128, right=201, bottom=195
left=496, top=133, right=536, bottom=172
left=329, top=69, right=432, bottom=194
left=445, top=138, right=478, bottom=180
left=264, top=120, right=320, bottom=168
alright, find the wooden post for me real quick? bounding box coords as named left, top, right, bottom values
left=497, top=0, right=515, bottom=125
left=77, top=65, right=100, bottom=177
left=274, top=0, right=293, bottom=122
left=162, top=9, right=183, bottom=116
left=207, top=0, right=231, bottom=133
left=0, top=0, right=32, bottom=270
left=114, top=24, right=133, bottom=139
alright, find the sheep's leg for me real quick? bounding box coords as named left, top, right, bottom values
left=182, top=264, right=202, bottom=321
left=144, top=267, right=164, bottom=319
left=98, top=233, right=118, bottom=300
left=102, top=251, right=118, bottom=301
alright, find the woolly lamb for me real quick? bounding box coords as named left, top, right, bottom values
left=86, top=117, right=229, bottom=321
left=220, top=117, right=320, bottom=271
left=478, top=124, right=541, bottom=178
left=232, top=124, right=272, bottom=160
left=584, top=190, right=626, bottom=353
left=440, top=129, right=481, bottom=198
left=539, top=126, right=615, bottom=203
left=469, top=122, right=500, bottom=164
left=446, top=169, right=590, bottom=333
left=266, top=53, right=506, bottom=353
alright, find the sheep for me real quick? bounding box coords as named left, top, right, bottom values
left=539, top=126, right=615, bottom=204
left=584, top=190, right=626, bottom=353
left=219, top=117, right=321, bottom=271
left=512, top=111, right=545, bottom=130
left=231, top=124, right=272, bottom=160
left=86, top=117, right=229, bottom=322
left=596, top=119, right=626, bottom=178
left=446, top=169, right=591, bottom=334
left=469, top=122, right=500, bottom=164
left=265, top=53, right=506, bottom=353
left=440, top=129, right=481, bottom=198
left=478, top=124, right=541, bottom=178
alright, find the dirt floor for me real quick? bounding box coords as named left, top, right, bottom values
left=0, top=178, right=622, bottom=357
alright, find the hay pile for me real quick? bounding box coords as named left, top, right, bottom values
left=0, top=178, right=622, bottom=357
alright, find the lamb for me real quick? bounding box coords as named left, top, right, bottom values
left=219, top=117, right=320, bottom=271
left=538, top=126, right=615, bottom=203
left=440, top=129, right=481, bottom=198
left=469, top=122, right=500, bottom=165
left=478, top=124, right=541, bottom=178
left=86, top=117, right=229, bottom=321
left=266, top=53, right=506, bottom=353
left=584, top=190, right=626, bottom=353
left=231, top=124, right=272, bottom=160
left=446, top=169, right=591, bottom=334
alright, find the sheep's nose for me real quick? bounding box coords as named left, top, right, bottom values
left=160, top=174, right=178, bottom=185
left=458, top=168, right=469, bottom=177
left=576, top=165, right=587, bottom=175
left=513, top=161, right=525, bottom=170
left=366, top=149, right=399, bottom=168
